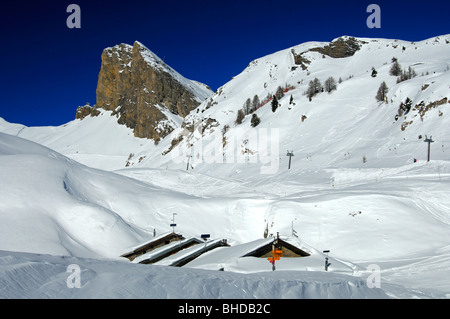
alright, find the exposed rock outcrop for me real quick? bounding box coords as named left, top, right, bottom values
left=291, top=37, right=364, bottom=72
left=309, top=36, right=363, bottom=58
left=75, top=104, right=101, bottom=120
left=95, top=41, right=212, bottom=142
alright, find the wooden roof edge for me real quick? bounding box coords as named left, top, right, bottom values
left=120, top=232, right=185, bottom=257
left=241, top=237, right=310, bottom=257
left=170, top=239, right=230, bottom=267
left=278, top=238, right=311, bottom=256
left=136, top=237, right=205, bottom=264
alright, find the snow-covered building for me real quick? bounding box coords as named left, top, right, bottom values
left=121, top=231, right=309, bottom=270
left=121, top=232, right=188, bottom=262
left=154, top=238, right=230, bottom=267
left=180, top=235, right=314, bottom=273
left=121, top=232, right=230, bottom=266
left=241, top=235, right=310, bottom=259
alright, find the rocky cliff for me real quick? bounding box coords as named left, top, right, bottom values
left=95, top=41, right=212, bottom=142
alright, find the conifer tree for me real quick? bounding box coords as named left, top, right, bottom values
left=324, top=76, right=337, bottom=92
left=275, top=86, right=284, bottom=99
left=306, top=80, right=315, bottom=101
left=271, top=95, right=278, bottom=112
left=375, top=81, right=389, bottom=102
left=371, top=67, right=378, bottom=77
left=306, top=78, right=322, bottom=101
left=251, top=95, right=260, bottom=113
left=389, top=58, right=402, bottom=76
left=251, top=113, right=261, bottom=127
left=243, top=98, right=251, bottom=115
left=313, top=78, right=322, bottom=94
left=235, top=109, right=245, bottom=125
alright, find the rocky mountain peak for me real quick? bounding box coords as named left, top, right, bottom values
left=95, top=41, right=212, bottom=142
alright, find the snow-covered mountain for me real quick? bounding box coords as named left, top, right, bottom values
left=2, top=35, right=449, bottom=173
left=162, top=35, right=450, bottom=176
left=0, top=35, right=450, bottom=298
left=82, top=41, right=214, bottom=142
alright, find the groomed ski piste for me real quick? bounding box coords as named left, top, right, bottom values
left=1, top=35, right=450, bottom=298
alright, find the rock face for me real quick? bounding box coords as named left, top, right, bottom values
left=309, top=36, right=363, bottom=58
left=95, top=41, right=212, bottom=142
left=291, top=36, right=364, bottom=71
left=75, top=104, right=100, bottom=120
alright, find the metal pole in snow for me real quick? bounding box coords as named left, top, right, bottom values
left=272, top=242, right=275, bottom=271
left=286, top=151, right=294, bottom=169
left=323, top=250, right=330, bottom=271
left=186, top=155, right=192, bottom=170
left=292, top=218, right=298, bottom=237
left=424, top=135, right=434, bottom=162
left=171, top=213, right=177, bottom=233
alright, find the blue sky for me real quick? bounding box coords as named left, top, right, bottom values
left=0, top=0, right=448, bottom=127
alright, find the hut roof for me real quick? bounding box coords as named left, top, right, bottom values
left=155, top=239, right=230, bottom=267
left=132, top=237, right=203, bottom=264
left=121, top=232, right=185, bottom=260
left=184, top=236, right=310, bottom=269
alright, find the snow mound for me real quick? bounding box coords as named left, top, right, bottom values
left=0, top=132, right=155, bottom=258
left=0, top=250, right=390, bottom=299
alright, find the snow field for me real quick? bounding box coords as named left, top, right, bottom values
left=1, top=132, right=449, bottom=297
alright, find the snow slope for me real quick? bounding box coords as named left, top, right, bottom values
left=0, top=132, right=384, bottom=299
left=0, top=131, right=449, bottom=298
left=0, top=110, right=157, bottom=171
left=161, top=35, right=450, bottom=176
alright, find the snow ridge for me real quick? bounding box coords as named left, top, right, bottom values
left=134, top=41, right=212, bottom=102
